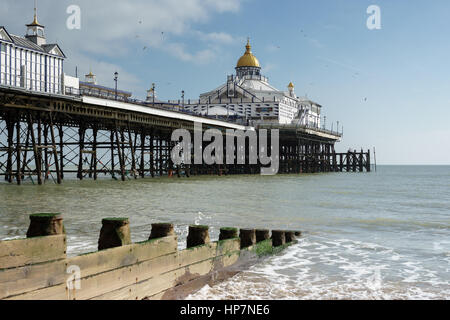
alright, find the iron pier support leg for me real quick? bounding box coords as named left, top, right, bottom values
left=28, top=113, right=42, bottom=185
left=58, top=124, right=64, bottom=180
left=43, top=124, right=49, bottom=181
left=93, top=127, right=98, bottom=181
left=6, top=116, right=14, bottom=183
left=150, top=132, right=155, bottom=178
left=127, top=124, right=137, bottom=179
left=115, top=129, right=126, bottom=181
left=77, top=126, right=85, bottom=180
left=140, top=130, right=145, bottom=178
left=16, top=119, right=22, bottom=185
left=110, top=130, right=115, bottom=179
left=49, top=115, right=62, bottom=184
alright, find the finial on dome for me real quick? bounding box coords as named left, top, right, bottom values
left=246, top=37, right=251, bottom=52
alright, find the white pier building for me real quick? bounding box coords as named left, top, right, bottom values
left=0, top=8, right=65, bottom=94
left=182, top=40, right=322, bottom=127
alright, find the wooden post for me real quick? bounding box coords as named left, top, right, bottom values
left=239, top=228, right=256, bottom=248
left=271, top=230, right=285, bottom=247
left=255, top=229, right=270, bottom=243
left=285, top=231, right=296, bottom=243
left=26, top=213, right=64, bottom=238
left=149, top=223, right=175, bottom=239
left=187, top=225, right=210, bottom=248
left=219, top=227, right=238, bottom=241
left=98, top=218, right=131, bottom=250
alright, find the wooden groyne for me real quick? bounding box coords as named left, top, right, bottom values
left=0, top=214, right=299, bottom=300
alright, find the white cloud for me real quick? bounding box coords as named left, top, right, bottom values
left=67, top=51, right=142, bottom=93
left=262, top=63, right=276, bottom=73
left=165, top=42, right=216, bottom=64
left=1, top=0, right=243, bottom=61
left=1, top=0, right=244, bottom=97
left=195, top=31, right=236, bottom=45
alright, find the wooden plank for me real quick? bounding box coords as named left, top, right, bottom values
left=66, top=236, right=178, bottom=279
left=0, top=236, right=177, bottom=300
left=94, top=259, right=215, bottom=300
left=0, top=235, right=66, bottom=269
left=101, top=250, right=241, bottom=300
left=71, top=243, right=220, bottom=300
left=6, top=239, right=238, bottom=300
left=0, top=259, right=66, bottom=300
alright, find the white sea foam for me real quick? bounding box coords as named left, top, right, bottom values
left=187, top=236, right=450, bottom=300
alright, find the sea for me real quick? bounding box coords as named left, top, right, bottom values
left=0, top=165, right=449, bottom=300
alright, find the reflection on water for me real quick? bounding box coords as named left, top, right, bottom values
left=0, top=166, right=449, bottom=299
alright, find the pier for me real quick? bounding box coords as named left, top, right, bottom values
left=0, top=85, right=371, bottom=185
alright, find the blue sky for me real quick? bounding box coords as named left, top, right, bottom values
left=1, top=0, right=449, bottom=164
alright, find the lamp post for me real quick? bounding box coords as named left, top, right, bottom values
left=114, top=71, right=118, bottom=100
left=181, top=90, right=185, bottom=111
left=152, top=83, right=155, bottom=105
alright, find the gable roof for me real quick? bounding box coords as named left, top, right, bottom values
left=41, top=44, right=66, bottom=58
left=0, top=27, right=13, bottom=42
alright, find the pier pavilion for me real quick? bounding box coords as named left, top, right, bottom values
left=181, top=39, right=323, bottom=127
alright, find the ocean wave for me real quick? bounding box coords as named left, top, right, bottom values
left=187, top=237, right=450, bottom=300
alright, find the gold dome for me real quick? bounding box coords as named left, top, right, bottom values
left=236, top=39, right=260, bottom=68
left=288, top=82, right=295, bottom=88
